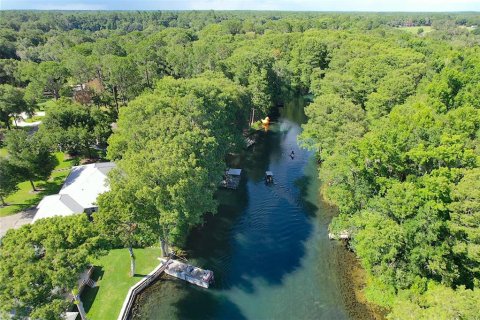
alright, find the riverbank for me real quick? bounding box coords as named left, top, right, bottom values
left=315, top=189, right=384, bottom=320
left=129, top=97, right=360, bottom=319
left=333, top=244, right=387, bottom=320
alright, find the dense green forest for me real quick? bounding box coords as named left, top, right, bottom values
left=0, top=10, right=479, bottom=319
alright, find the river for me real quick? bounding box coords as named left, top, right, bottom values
left=132, top=96, right=353, bottom=320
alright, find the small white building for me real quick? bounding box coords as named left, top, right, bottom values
left=33, top=162, right=115, bottom=223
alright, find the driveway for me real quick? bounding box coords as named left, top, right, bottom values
left=0, top=208, right=36, bottom=238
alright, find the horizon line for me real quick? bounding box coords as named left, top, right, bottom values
left=1, top=9, right=480, bottom=13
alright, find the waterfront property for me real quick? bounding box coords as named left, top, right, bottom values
left=81, top=248, right=162, bottom=320
left=33, top=162, right=115, bottom=222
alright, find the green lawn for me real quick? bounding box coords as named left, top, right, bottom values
left=399, top=26, right=433, bottom=34
left=23, top=115, right=45, bottom=123
left=0, top=152, right=78, bottom=217
left=82, top=247, right=163, bottom=320
left=37, top=99, right=57, bottom=111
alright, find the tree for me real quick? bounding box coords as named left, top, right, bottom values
left=300, top=93, right=366, bottom=159
left=97, top=55, right=141, bottom=114
left=289, top=34, right=331, bottom=91
left=0, top=158, right=20, bottom=206
left=448, top=168, right=480, bottom=288
left=25, top=61, right=69, bottom=101
left=38, top=98, right=112, bottom=157
left=248, top=67, right=273, bottom=120
left=0, top=215, right=101, bottom=319
left=96, top=175, right=159, bottom=277
left=366, top=65, right=425, bottom=119
left=0, top=84, right=29, bottom=130
left=4, top=130, right=57, bottom=191
left=389, top=284, right=480, bottom=320
left=105, top=75, right=249, bottom=246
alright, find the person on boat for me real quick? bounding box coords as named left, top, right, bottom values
left=290, top=150, right=295, bottom=158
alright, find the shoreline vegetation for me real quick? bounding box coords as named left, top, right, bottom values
left=319, top=188, right=385, bottom=320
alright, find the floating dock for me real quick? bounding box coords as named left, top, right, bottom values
left=160, top=258, right=214, bottom=288
left=220, top=168, right=242, bottom=189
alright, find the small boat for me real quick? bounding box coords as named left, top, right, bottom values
left=160, top=258, right=214, bottom=289
left=265, top=171, right=273, bottom=184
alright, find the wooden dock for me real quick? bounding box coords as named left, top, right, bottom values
left=328, top=230, right=351, bottom=240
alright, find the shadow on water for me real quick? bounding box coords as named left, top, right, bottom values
left=172, top=285, right=247, bottom=320
left=294, top=175, right=318, bottom=218
left=133, top=276, right=247, bottom=320
left=132, top=95, right=349, bottom=320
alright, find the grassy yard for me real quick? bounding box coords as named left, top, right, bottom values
left=0, top=152, right=78, bottom=217
left=37, top=99, right=57, bottom=111
left=23, top=115, right=45, bottom=123
left=82, top=247, right=163, bottom=320
left=399, top=26, right=433, bottom=34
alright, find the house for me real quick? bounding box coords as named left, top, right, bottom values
left=33, top=162, right=115, bottom=223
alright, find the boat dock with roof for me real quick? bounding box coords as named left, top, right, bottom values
left=159, top=258, right=214, bottom=288
left=220, top=168, right=242, bottom=189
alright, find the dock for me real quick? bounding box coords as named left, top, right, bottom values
left=220, top=168, right=242, bottom=189
left=160, top=258, right=214, bottom=288
left=245, top=137, right=255, bottom=148
left=328, top=230, right=351, bottom=240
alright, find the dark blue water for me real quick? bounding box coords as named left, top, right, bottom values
left=133, top=97, right=350, bottom=320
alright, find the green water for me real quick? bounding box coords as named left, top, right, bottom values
left=132, top=96, right=350, bottom=320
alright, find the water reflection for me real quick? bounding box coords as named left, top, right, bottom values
left=132, top=96, right=348, bottom=320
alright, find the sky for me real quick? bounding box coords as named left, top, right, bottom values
left=1, top=0, right=480, bottom=12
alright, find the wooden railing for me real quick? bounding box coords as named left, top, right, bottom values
left=117, top=258, right=170, bottom=320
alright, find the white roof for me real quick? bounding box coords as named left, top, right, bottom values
left=227, top=168, right=242, bottom=176
left=60, top=162, right=115, bottom=208
left=33, top=162, right=115, bottom=223
left=64, top=312, right=79, bottom=320
left=33, top=194, right=83, bottom=222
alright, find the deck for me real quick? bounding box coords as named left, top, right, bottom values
left=220, top=168, right=242, bottom=189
